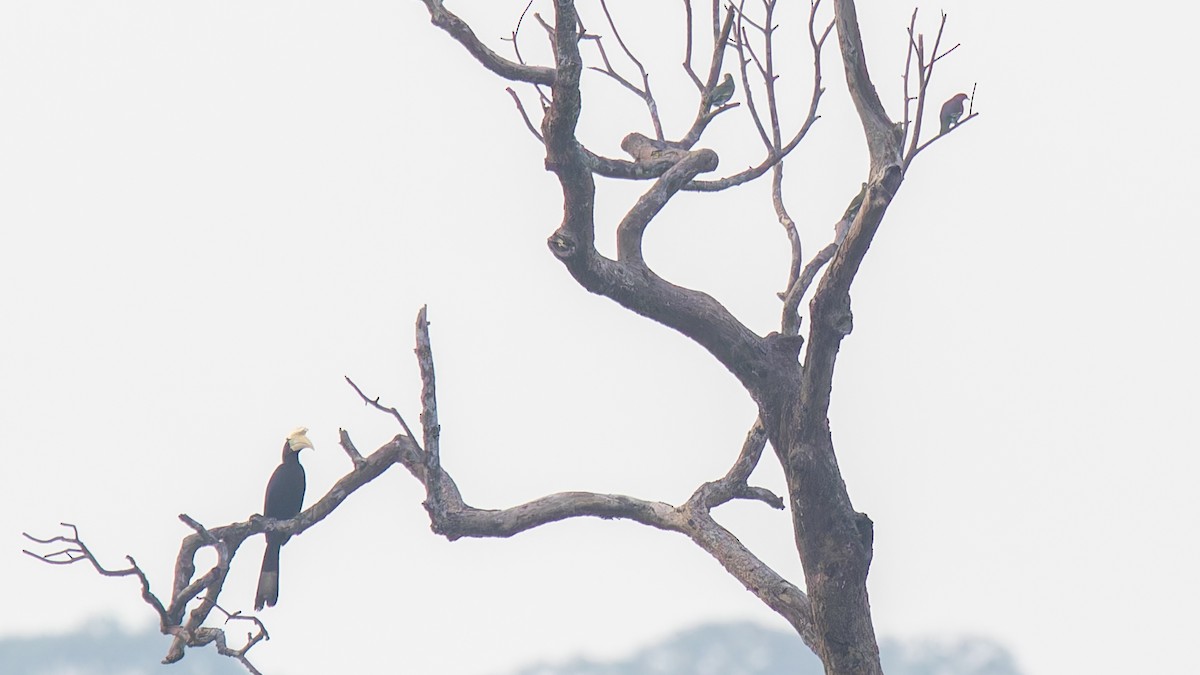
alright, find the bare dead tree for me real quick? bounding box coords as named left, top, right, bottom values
left=409, top=1, right=976, bottom=673
left=24, top=2, right=976, bottom=674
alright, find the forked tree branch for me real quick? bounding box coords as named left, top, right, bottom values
left=372, top=308, right=820, bottom=649
left=685, top=3, right=831, bottom=192
left=900, top=10, right=975, bottom=170
left=587, top=0, right=665, bottom=140
left=486, top=0, right=830, bottom=196
left=529, top=0, right=795, bottom=397
left=675, top=5, right=738, bottom=149
left=503, top=1, right=553, bottom=108
left=23, top=523, right=267, bottom=674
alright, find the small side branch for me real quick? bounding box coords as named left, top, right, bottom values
left=681, top=0, right=703, bottom=88
left=901, top=11, right=972, bottom=171
left=344, top=375, right=420, bottom=447
left=505, top=87, right=545, bottom=143
left=587, top=0, right=665, bottom=140
left=23, top=523, right=264, bottom=672
left=502, top=1, right=553, bottom=108
left=688, top=417, right=783, bottom=511
left=684, top=1, right=832, bottom=192
left=200, top=603, right=270, bottom=675
left=781, top=241, right=838, bottom=336
left=338, top=428, right=366, bottom=467
left=23, top=524, right=169, bottom=622
left=419, top=0, right=555, bottom=86
left=677, top=6, right=737, bottom=147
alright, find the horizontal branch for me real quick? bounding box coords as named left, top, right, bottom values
left=429, top=489, right=686, bottom=539
left=394, top=313, right=818, bottom=645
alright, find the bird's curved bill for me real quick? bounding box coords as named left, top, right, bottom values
left=287, top=427, right=315, bottom=451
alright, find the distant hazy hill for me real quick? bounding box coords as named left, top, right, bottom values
left=505, top=621, right=1025, bottom=675
left=0, top=619, right=241, bottom=675
left=0, top=619, right=1023, bottom=675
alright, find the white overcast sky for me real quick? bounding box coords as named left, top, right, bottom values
left=2, top=1, right=1197, bottom=674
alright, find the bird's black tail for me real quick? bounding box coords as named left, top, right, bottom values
left=255, top=538, right=281, bottom=611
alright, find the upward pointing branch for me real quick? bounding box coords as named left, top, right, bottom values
left=832, top=0, right=899, bottom=177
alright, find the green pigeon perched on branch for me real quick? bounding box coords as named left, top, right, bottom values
left=841, top=182, right=868, bottom=223
left=939, top=93, right=970, bottom=134
left=835, top=182, right=868, bottom=244
left=707, top=74, right=735, bottom=109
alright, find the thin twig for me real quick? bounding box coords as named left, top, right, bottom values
left=901, top=8, right=918, bottom=147
left=502, top=0, right=552, bottom=108
left=344, top=375, right=420, bottom=445
left=682, top=0, right=703, bottom=88
left=505, top=87, right=545, bottom=142
left=596, top=0, right=664, bottom=139
left=684, top=2, right=829, bottom=191
left=733, top=2, right=772, bottom=150
left=904, top=10, right=962, bottom=167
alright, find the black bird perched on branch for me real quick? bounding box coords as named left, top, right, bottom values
left=254, top=427, right=314, bottom=611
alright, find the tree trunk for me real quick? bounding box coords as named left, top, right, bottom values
left=771, top=397, right=882, bottom=674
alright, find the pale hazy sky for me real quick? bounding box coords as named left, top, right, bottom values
left=2, top=2, right=1197, bottom=674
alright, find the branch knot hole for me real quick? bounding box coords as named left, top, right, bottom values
left=828, top=293, right=853, bottom=336
left=547, top=231, right=577, bottom=258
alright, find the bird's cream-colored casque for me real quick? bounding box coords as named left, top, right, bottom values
left=286, top=427, right=314, bottom=453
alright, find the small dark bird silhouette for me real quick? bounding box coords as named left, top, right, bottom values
left=707, top=74, right=735, bottom=109
left=939, top=93, right=970, bottom=134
